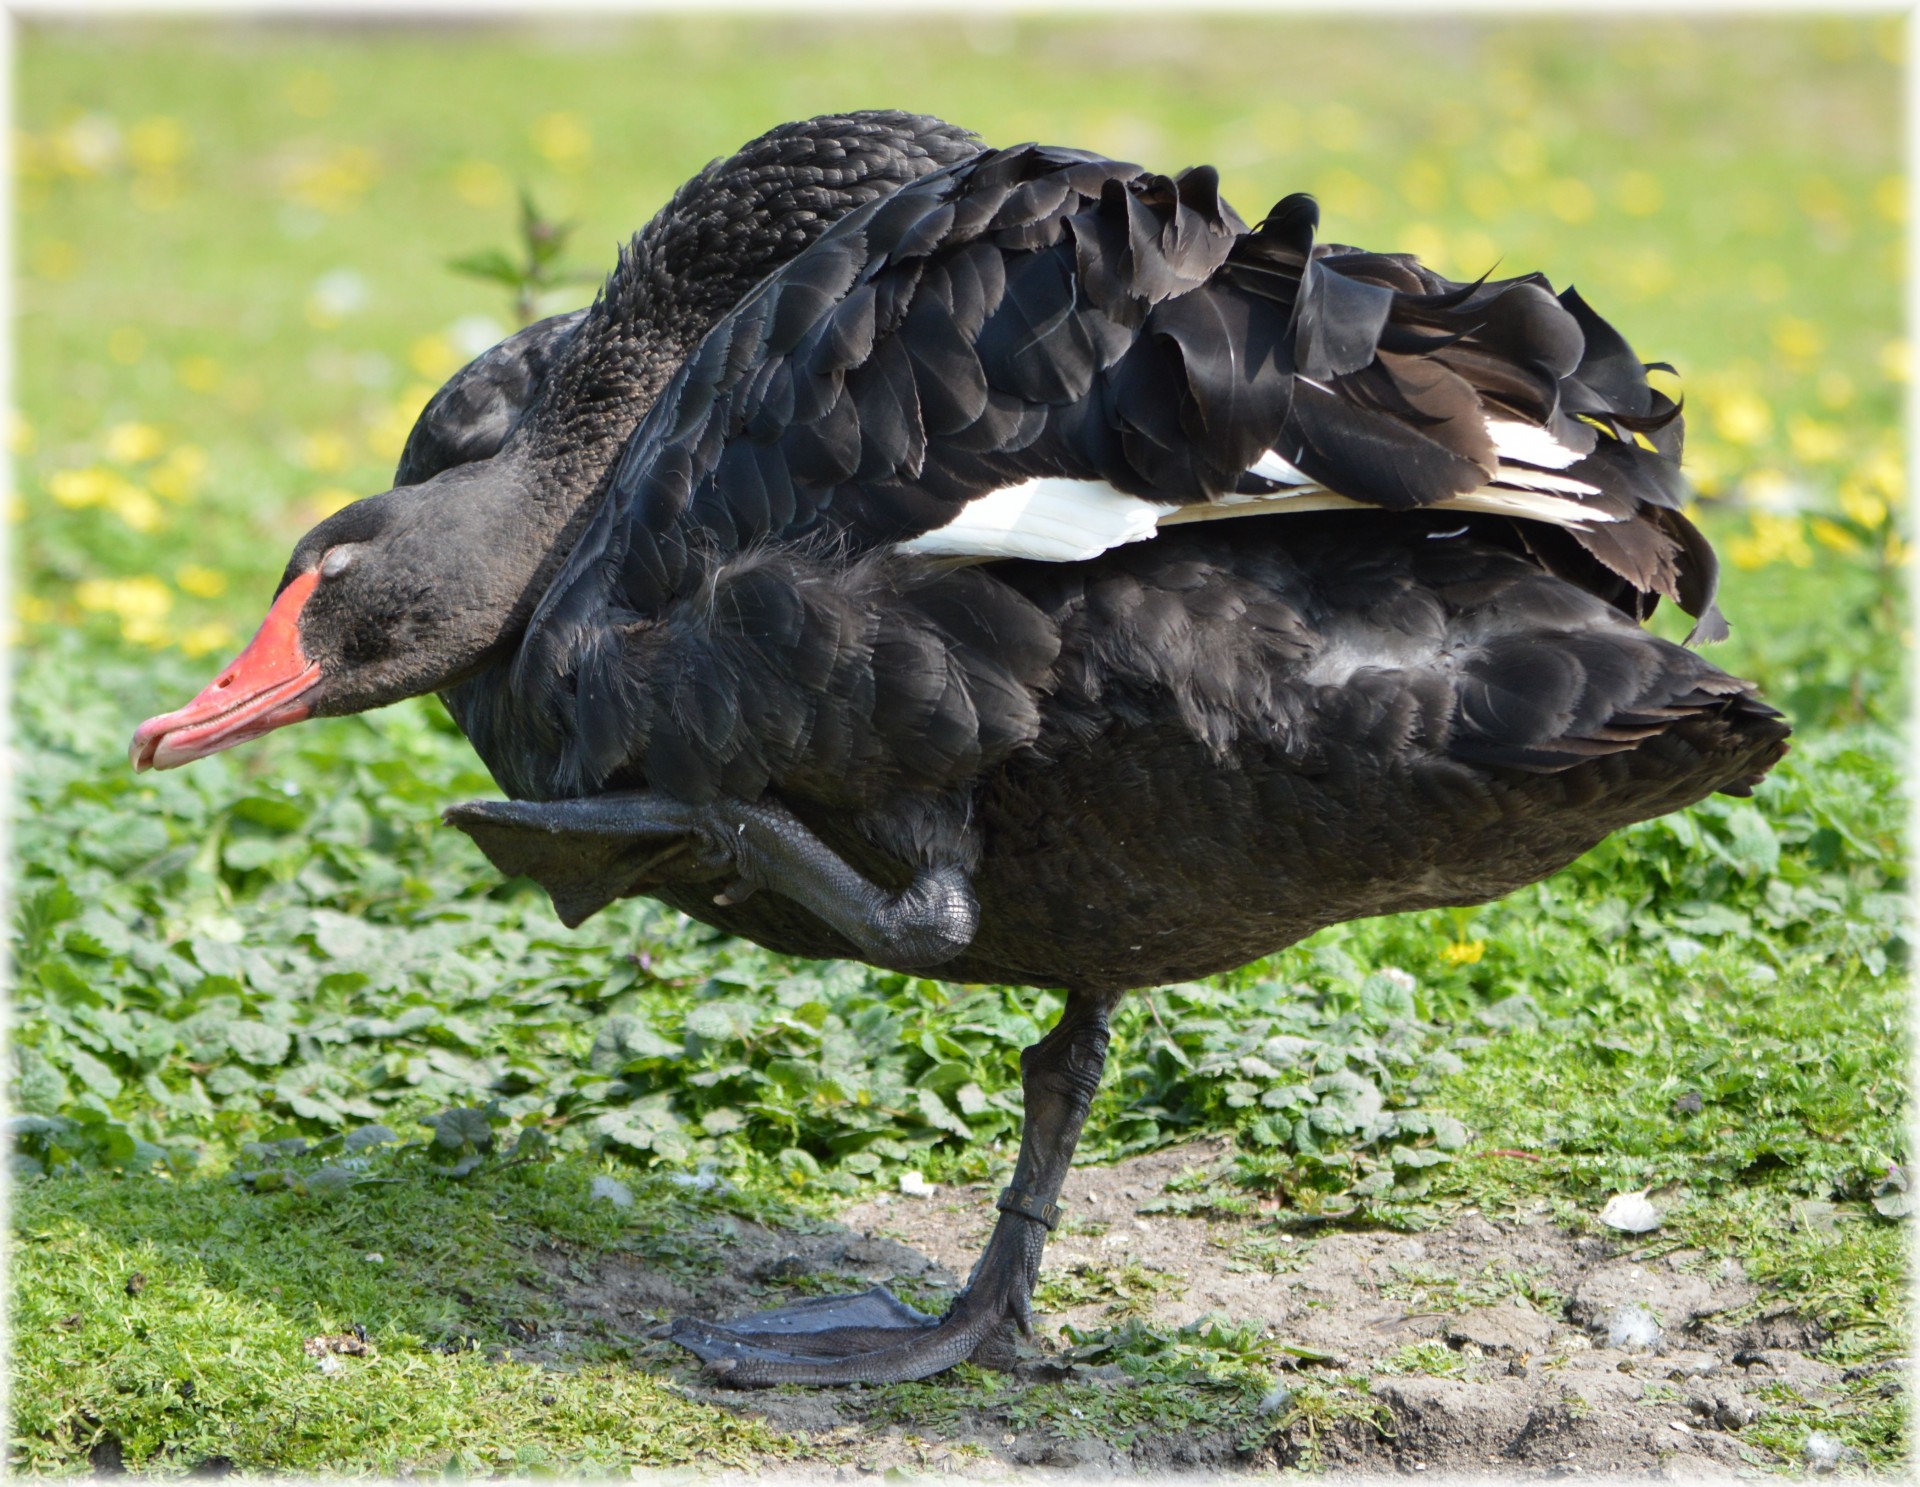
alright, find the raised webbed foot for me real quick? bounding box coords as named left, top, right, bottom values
left=445, top=789, right=976, bottom=968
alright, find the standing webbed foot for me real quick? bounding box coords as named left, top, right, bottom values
left=668, top=990, right=1123, bottom=1388
left=669, top=1200, right=1047, bottom=1387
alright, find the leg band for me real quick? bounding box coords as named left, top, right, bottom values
left=996, top=1184, right=1061, bottom=1230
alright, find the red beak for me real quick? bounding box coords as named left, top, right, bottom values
left=130, top=569, right=324, bottom=772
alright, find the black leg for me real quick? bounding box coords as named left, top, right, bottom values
left=671, top=987, right=1125, bottom=1387
left=445, top=791, right=976, bottom=969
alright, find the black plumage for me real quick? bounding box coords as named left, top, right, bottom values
left=131, top=111, right=1789, bottom=1389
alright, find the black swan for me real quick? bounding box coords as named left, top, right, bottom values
left=131, top=112, right=1789, bottom=1388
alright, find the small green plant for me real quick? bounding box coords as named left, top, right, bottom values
left=1380, top=1259, right=1563, bottom=1316
left=1273, top=1373, right=1396, bottom=1470
left=1377, top=1339, right=1469, bottom=1378
left=1034, top=1259, right=1185, bottom=1318
left=449, top=188, right=601, bottom=326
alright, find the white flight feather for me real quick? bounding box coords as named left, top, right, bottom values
left=1486, top=418, right=1584, bottom=469
left=1246, top=449, right=1316, bottom=485
left=897, top=452, right=1619, bottom=565
left=897, top=478, right=1179, bottom=563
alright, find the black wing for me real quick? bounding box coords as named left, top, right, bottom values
left=516, top=143, right=1716, bottom=680
left=480, top=143, right=1725, bottom=804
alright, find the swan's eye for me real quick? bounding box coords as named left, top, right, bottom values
left=321, top=547, right=356, bottom=580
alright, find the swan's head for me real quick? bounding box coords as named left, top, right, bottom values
left=131, top=110, right=987, bottom=773
left=130, top=466, right=536, bottom=771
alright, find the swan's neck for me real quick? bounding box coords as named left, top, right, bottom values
left=524, top=113, right=981, bottom=464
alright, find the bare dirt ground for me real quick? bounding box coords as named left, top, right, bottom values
left=529, top=1143, right=1886, bottom=1478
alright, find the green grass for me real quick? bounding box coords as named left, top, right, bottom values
left=11, top=12, right=1908, bottom=1476
left=10, top=1162, right=811, bottom=1476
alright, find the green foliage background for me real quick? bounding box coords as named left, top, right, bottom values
left=9, top=13, right=1909, bottom=1475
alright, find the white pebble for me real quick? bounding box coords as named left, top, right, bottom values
left=898, top=1171, right=938, bottom=1198
left=1805, top=1431, right=1847, bottom=1471
left=1608, top=1302, right=1663, bottom=1350
left=1598, top=1190, right=1663, bottom=1234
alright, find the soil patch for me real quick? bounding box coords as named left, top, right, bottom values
left=525, top=1144, right=1869, bottom=1477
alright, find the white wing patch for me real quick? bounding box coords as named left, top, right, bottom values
left=1487, top=418, right=1585, bottom=470
left=897, top=434, right=1618, bottom=564
left=897, top=477, right=1179, bottom=562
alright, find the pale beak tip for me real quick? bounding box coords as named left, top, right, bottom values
left=129, top=718, right=168, bottom=773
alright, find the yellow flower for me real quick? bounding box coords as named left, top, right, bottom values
left=1396, top=160, right=1446, bottom=214
left=76, top=575, right=172, bottom=622
left=367, top=383, right=437, bottom=461
left=298, top=430, right=353, bottom=474
left=1818, top=369, right=1855, bottom=409
left=15, top=129, right=53, bottom=184
left=1708, top=389, right=1773, bottom=447
left=1769, top=317, right=1823, bottom=364
left=1614, top=171, right=1663, bottom=217
left=289, top=146, right=379, bottom=213
left=1461, top=173, right=1509, bottom=221
left=1787, top=416, right=1844, bottom=466
left=1880, top=340, right=1908, bottom=384
left=1859, top=447, right=1905, bottom=504
left=1309, top=104, right=1363, bottom=154
left=310, top=487, right=363, bottom=517
left=1873, top=175, right=1904, bottom=225
left=531, top=112, right=592, bottom=170
left=10, top=412, right=34, bottom=455
left=453, top=158, right=508, bottom=209
left=107, top=485, right=165, bottom=533
left=1317, top=168, right=1380, bottom=224
left=150, top=444, right=207, bottom=501
left=30, top=239, right=75, bottom=281
left=108, top=327, right=147, bottom=365
left=48, top=462, right=163, bottom=528
left=1809, top=517, right=1862, bottom=554
left=1727, top=511, right=1813, bottom=571
left=1493, top=129, right=1546, bottom=180
left=367, top=408, right=416, bottom=462
left=122, top=615, right=171, bottom=649
left=175, top=564, right=228, bottom=599
left=177, top=356, right=223, bottom=393
left=1838, top=479, right=1889, bottom=531
left=16, top=593, right=53, bottom=624
left=127, top=116, right=187, bottom=172
left=106, top=421, right=165, bottom=464
left=1440, top=939, right=1486, bottom=966
left=49, top=466, right=130, bottom=509
left=1452, top=231, right=1500, bottom=276
left=1798, top=175, right=1849, bottom=228
left=178, top=623, right=236, bottom=658
left=1398, top=224, right=1448, bottom=270
left=409, top=334, right=462, bottom=380
left=1618, top=248, right=1674, bottom=301
left=1545, top=178, right=1595, bottom=225
left=1874, top=17, right=1903, bottom=63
